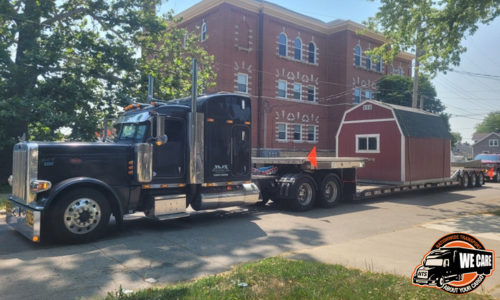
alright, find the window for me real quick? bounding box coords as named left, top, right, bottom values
left=355, top=45, right=361, bottom=66
left=365, top=53, right=372, bottom=69
left=489, top=139, right=499, bottom=146
left=307, top=126, right=316, bottom=142
left=376, top=56, right=382, bottom=72
left=201, top=22, right=207, bottom=42
left=278, top=123, right=287, bottom=141
left=398, top=67, right=403, bottom=76
left=390, top=65, right=394, bottom=74
left=278, top=80, right=287, bottom=98
left=354, top=88, right=361, bottom=104
left=237, top=74, right=248, bottom=93
left=294, top=125, right=302, bottom=141
left=294, top=38, right=302, bottom=60
left=365, top=90, right=372, bottom=100
left=307, top=86, right=315, bottom=102
left=279, top=33, right=287, bottom=56
left=293, top=83, right=301, bottom=100
left=356, top=134, right=380, bottom=153
left=308, top=42, right=316, bottom=63
left=183, top=31, right=189, bottom=48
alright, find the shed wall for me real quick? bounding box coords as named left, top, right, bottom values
left=338, top=121, right=402, bottom=182
left=404, top=137, right=451, bottom=182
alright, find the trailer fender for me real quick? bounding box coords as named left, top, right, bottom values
left=277, top=173, right=317, bottom=199
left=42, top=177, right=124, bottom=228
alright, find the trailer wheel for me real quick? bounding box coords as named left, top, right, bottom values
left=460, top=174, right=469, bottom=189
left=318, top=175, right=341, bottom=208
left=468, top=172, right=477, bottom=188
left=51, top=188, right=111, bottom=243
left=476, top=172, right=484, bottom=187
left=288, top=177, right=316, bottom=212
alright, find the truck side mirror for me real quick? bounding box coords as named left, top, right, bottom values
left=155, top=115, right=168, bottom=146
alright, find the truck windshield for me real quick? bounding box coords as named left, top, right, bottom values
left=117, top=123, right=148, bottom=142
left=424, top=259, right=443, bottom=267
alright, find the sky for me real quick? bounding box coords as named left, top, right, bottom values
left=159, top=0, right=500, bottom=144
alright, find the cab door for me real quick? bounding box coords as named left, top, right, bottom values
left=154, top=118, right=186, bottom=179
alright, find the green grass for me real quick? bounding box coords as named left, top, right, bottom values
left=0, top=184, right=10, bottom=210
left=102, top=257, right=493, bottom=300
left=489, top=209, right=500, bottom=217
left=0, top=184, right=10, bottom=194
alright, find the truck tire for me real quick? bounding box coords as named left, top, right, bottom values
left=51, top=188, right=111, bottom=243
left=468, top=172, right=477, bottom=188
left=476, top=172, right=484, bottom=187
left=460, top=174, right=469, bottom=189
left=288, top=177, right=316, bottom=212
left=494, top=170, right=500, bottom=182
left=437, top=276, right=445, bottom=288
left=317, top=175, right=341, bottom=208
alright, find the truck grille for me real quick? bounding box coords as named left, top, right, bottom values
left=11, top=143, right=38, bottom=205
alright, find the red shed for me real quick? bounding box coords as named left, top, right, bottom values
left=336, top=101, right=451, bottom=184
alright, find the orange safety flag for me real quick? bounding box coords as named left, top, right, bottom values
left=488, top=168, right=494, bottom=178
left=307, top=146, right=318, bottom=168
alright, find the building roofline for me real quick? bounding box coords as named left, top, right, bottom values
left=472, top=132, right=500, bottom=146
left=175, top=0, right=415, bottom=61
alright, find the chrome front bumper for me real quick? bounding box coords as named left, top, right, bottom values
left=5, top=198, right=41, bottom=242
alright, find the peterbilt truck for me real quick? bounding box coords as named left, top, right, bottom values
left=6, top=93, right=369, bottom=243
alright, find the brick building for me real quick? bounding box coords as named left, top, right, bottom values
left=177, top=0, right=413, bottom=156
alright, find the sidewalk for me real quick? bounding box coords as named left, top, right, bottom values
left=285, top=214, right=500, bottom=298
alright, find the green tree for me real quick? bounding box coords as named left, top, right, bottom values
left=475, top=112, right=500, bottom=133
left=450, top=131, right=462, bottom=147
left=364, top=0, right=500, bottom=76
left=0, top=0, right=215, bottom=179
left=375, top=74, right=445, bottom=114
left=374, top=74, right=451, bottom=131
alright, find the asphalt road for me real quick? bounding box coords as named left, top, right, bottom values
left=1, top=184, right=500, bottom=300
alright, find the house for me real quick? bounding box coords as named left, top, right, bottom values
left=472, top=132, right=500, bottom=157
left=176, top=0, right=413, bottom=156
left=452, top=143, right=473, bottom=160
left=336, top=100, right=451, bottom=184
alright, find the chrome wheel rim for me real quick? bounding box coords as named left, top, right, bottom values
left=297, top=183, right=313, bottom=205
left=324, top=181, right=338, bottom=203
left=64, top=198, right=102, bottom=234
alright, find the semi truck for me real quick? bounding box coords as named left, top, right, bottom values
left=5, top=91, right=485, bottom=243
left=412, top=247, right=494, bottom=288
left=5, top=92, right=373, bottom=243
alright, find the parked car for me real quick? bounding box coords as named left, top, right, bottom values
left=474, top=153, right=500, bottom=182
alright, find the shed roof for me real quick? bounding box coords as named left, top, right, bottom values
left=364, top=101, right=452, bottom=139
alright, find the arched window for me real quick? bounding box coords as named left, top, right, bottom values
left=239, top=21, right=249, bottom=48
left=398, top=67, right=403, bottom=76
left=355, top=45, right=361, bottom=66
left=376, top=56, right=382, bottom=72
left=279, top=33, right=287, bottom=56
left=308, top=42, right=316, bottom=63
left=365, top=52, right=372, bottom=69
left=294, top=38, right=302, bottom=60
left=201, top=22, right=207, bottom=42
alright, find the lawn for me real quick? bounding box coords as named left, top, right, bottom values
left=102, top=257, right=493, bottom=300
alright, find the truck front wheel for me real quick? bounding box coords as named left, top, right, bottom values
left=51, top=188, right=111, bottom=243
left=437, top=276, right=445, bottom=288
left=318, top=175, right=341, bottom=208
left=288, top=177, right=316, bottom=212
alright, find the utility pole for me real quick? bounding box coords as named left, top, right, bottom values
left=412, top=24, right=421, bottom=109
left=419, top=94, right=425, bottom=110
